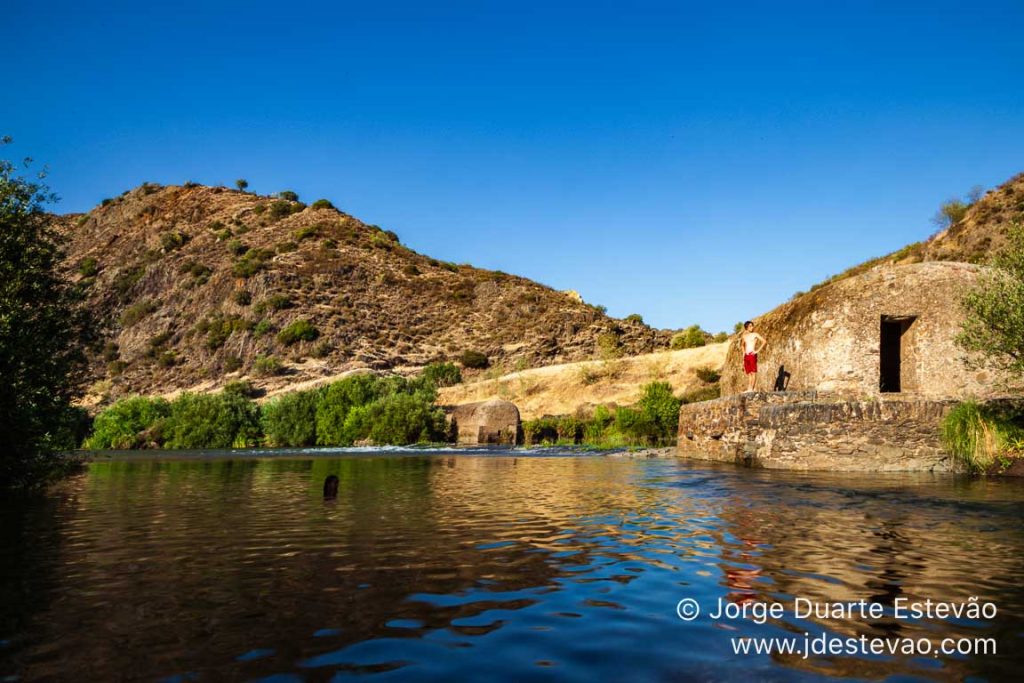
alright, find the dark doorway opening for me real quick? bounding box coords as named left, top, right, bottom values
left=880, top=316, right=916, bottom=393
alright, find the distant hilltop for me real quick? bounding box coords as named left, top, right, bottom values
left=60, top=183, right=671, bottom=402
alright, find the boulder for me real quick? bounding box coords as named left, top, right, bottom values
left=448, top=399, right=520, bottom=445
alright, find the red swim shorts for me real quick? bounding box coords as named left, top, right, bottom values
left=743, top=353, right=758, bottom=374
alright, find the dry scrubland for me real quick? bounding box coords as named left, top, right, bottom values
left=437, top=343, right=728, bottom=419
left=63, top=183, right=670, bottom=403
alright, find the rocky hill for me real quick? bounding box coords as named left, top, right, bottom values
left=61, top=183, right=671, bottom=402
left=810, top=172, right=1024, bottom=290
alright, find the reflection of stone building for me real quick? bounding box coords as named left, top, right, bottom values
left=680, top=263, right=1015, bottom=471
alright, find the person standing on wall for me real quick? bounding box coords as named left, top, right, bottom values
left=740, top=321, right=767, bottom=392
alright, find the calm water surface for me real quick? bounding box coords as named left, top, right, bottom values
left=2, top=449, right=1023, bottom=682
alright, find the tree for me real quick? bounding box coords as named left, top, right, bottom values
left=931, top=199, right=969, bottom=230
left=956, top=222, right=1024, bottom=378
left=1, top=138, right=91, bottom=489
left=235, top=178, right=249, bottom=191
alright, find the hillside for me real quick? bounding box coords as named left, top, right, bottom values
left=808, top=172, right=1024, bottom=290
left=436, top=343, right=728, bottom=420
left=62, top=183, right=671, bottom=403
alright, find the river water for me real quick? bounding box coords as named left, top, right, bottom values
left=1, top=449, right=1022, bottom=682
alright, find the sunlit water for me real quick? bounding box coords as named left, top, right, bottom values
left=2, top=449, right=1023, bottom=682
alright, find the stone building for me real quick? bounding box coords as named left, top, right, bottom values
left=447, top=399, right=521, bottom=445
left=680, top=262, right=1015, bottom=472
left=720, top=262, right=1005, bottom=398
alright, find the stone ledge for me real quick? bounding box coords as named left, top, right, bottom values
left=677, top=392, right=963, bottom=472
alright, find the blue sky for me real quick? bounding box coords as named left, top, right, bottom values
left=4, top=0, right=1023, bottom=331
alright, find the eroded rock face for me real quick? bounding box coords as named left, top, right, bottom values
left=721, top=262, right=1009, bottom=399
left=448, top=399, right=521, bottom=445
left=677, top=392, right=958, bottom=472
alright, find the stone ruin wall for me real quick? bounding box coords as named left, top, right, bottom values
left=678, top=392, right=959, bottom=472
left=720, top=263, right=1001, bottom=399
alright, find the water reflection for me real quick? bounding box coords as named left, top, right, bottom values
left=0, top=454, right=1022, bottom=681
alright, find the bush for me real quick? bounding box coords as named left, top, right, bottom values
left=694, top=366, right=721, bottom=383
left=227, top=238, right=247, bottom=256
left=257, top=294, right=292, bottom=312
left=253, top=319, right=275, bottom=337
left=253, top=355, right=283, bottom=377
left=232, top=247, right=274, bottom=278
left=941, top=401, right=1024, bottom=472
left=262, top=388, right=322, bottom=447
left=164, top=391, right=262, bottom=449
left=460, top=350, right=489, bottom=369
left=311, top=199, right=334, bottom=210
left=315, top=374, right=385, bottom=445
left=78, top=257, right=99, bottom=277
left=120, top=299, right=157, bottom=326
left=597, top=331, right=623, bottom=359
left=671, top=325, right=707, bottom=349
left=294, top=225, right=320, bottom=241
left=84, top=397, right=172, bottom=449
left=956, top=223, right=1024, bottom=376
left=235, top=179, right=248, bottom=191
left=233, top=289, right=252, bottom=306
left=278, top=190, right=299, bottom=202
left=420, top=362, right=462, bottom=388
left=277, top=319, right=319, bottom=346
left=160, top=231, right=189, bottom=252
left=268, top=200, right=304, bottom=220
left=223, top=355, right=243, bottom=372
left=196, top=313, right=251, bottom=350
left=625, top=313, right=644, bottom=324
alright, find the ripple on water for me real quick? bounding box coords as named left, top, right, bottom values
left=0, top=453, right=1022, bottom=681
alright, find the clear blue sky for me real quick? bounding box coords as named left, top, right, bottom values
left=4, top=1, right=1023, bottom=332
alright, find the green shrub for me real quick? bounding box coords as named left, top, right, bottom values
left=232, top=248, right=274, bottom=277
left=625, top=313, right=644, bottom=324
left=223, top=355, right=243, bottom=372
left=268, top=200, right=304, bottom=220
left=941, top=401, right=1024, bottom=472
left=196, top=313, right=252, bottom=350
left=671, top=325, right=707, bottom=349
left=294, top=224, right=321, bottom=241
left=84, top=396, right=172, bottom=449
left=278, top=190, right=299, bottom=202
left=347, top=392, right=448, bottom=445
left=277, top=319, right=319, bottom=345
left=277, top=240, right=298, bottom=254
left=311, top=199, right=334, bottom=210
left=253, top=319, right=275, bottom=337
left=256, top=294, right=292, bottom=313
left=695, top=366, right=721, bottom=383
left=460, top=350, right=489, bottom=369
left=77, top=257, right=99, bottom=278
left=235, top=179, right=248, bottom=191
left=420, top=362, right=462, bottom=388
left=164, top=391, right=261, bottom=449
left=316, top=374, right=387, bottom=445
left=597, top=331, right=623, bottom=359
left=233, top=290, right=252, bottom=306
left=403, top=264, right=420, bottom=277
left=120, top=299, right=157, bottom=326
left=262, top=388, right=322, bottom=447
left=160, top=231, right=189, bottom=252
left=155, top=350, right=177, bottom=367
left=253, top=354, right=283, bottom=377
left=227, top=238, right=247, bottom=255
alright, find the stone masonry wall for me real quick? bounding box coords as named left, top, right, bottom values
left=678, top=392, right=959, bottom=472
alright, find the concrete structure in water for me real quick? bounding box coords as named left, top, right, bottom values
left=448, top=399, right=521, bottom=446
left=679, top=262, right=1016, bottom=472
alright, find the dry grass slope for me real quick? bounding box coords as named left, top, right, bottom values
left=61, top=183, right=672, bottom=403
left=437, top=343, right=729, bottom=419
